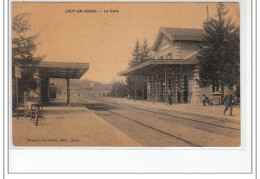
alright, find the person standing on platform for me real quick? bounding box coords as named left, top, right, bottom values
left=177, top=88, right=181, bottom=103
left=223, top=94, right=233, bottom=116
left=202, top=94, right=209, bottom=106
left=167, top=90, right=173, bottom=105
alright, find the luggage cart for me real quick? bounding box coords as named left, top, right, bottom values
left=31, top=104, right=45, bottom=126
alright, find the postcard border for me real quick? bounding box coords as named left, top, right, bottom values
left=3, top=0, right=257, bottom=176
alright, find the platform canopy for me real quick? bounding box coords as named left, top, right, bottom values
left=118, top=59, right=198, bottom=76
left=38, top=61, right=89, bottom=79
left=38, top=61, right=89, bottom=106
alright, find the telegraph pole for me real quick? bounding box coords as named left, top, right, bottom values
left=207, top=6, right=209, bottom=22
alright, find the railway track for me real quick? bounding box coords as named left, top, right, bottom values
left=81, top=98, right=240, bottom=147
left=88, top=98, right=240, bottom=131
left=82, top=103, right=200, bottom=147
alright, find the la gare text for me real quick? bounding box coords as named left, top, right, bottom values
left=65, top=9, right=119, bottom=14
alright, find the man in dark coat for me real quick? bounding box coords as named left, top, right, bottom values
left=167, top=90, right=174, bottom=105
left=223, top=94, right=233, bottom=116
left=177, top=88, right=181, bottom=103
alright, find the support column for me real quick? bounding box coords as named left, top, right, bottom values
left=40, top=78, right=49, bottom=105
left=67, top=75, right=70, bottom=106
left=152, top=75, right=154, bottom=104
left=142, top=76, right=144, bottom=103
left=174, top=68, right=178, bottom=103
left=16, top=78, right=19, bottom=120
left=147, top=76, right=150, bottom=101
left=191, top=65, right=201, bottom=104
left=164, top=66, right=167, bottom=105
left=47, top=77, right=50, bottom=101
left=134, top=76, right=137, bottom=102
left=179, top=64, right=182, bottom=103
left=175, top=66, right=180, bottom=103
left=156, top=73, right=158, bottom=101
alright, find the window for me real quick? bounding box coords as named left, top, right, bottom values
left=212, top=80, right=220, bottom=92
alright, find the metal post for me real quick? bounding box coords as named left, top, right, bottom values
left=147, top=76, right=150, bottom=101
left=67, top=75, right=70, bottom=106
left=180, top=64, right=182, bottom=103
left=175, top=68, right=178, bottom=103
left=152, top=75, right=154, bottom=104
left=207, top=6, right=209, bottom=22
left=16, top=78, right=19, bottom=120
left=165, top=66, right=167, bottom=105
left=134, top=76, right=136, bottom=102
left=156, top=73, right=158, bottom=102
left=142, top=76, right=144, bottom=103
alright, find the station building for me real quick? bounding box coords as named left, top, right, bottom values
left=119, top=27, right=223, bottom=104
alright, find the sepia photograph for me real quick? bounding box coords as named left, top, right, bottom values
left=11, top=2, right=240, bottom=147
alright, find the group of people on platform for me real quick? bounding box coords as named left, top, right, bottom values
left=167, top=89, right=240, bottom=116
left=202, top=93, right=240, bottom=116
left=167, top=88, right=182, bottom=106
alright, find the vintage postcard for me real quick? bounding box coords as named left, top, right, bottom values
left=11, top=2, right=240, bottom=147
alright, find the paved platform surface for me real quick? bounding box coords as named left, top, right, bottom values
left=12, top=98, right=141, bottom=147
left=12, top=95, right=240, bottom=147
left=99, top=97, right=240, bottom=121
left=81, top=97, right=240, bottom=147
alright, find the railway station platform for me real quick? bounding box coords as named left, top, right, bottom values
left=12, top=97, right=141, bottom=147
left=99, top=97, right=240, bottom=121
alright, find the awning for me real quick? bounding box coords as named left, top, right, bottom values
left=38, top=62, right=89, bottom=79
left=118, top=59, right=198, bottom=76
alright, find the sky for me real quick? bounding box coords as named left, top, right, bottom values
left=12, top=2, right=239, bottom=84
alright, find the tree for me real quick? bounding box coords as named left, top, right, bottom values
left=109, top=81, right=128, bottom=97
left=197, top=3, right=240, bottom=95
left=127, top=39, right=152, bottom=69
left=126, top=39, right=152, bottom=99
left=128, top=40, right=141, bottom=68
left=12, top=13, right=45, bottom=92
left=140, top=39, right=151, bottom=63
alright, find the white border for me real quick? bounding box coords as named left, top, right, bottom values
left=2, top=0, right=256, bottom=177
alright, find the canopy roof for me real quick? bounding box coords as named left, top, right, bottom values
left=118, top=59, right=198, bottom=76
left=39, top=62, right=89, bottom=79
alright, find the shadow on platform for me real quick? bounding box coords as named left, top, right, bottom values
left=82, top=103, right=118, bottom=111
left=44, top=97, right=82, bottom=108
